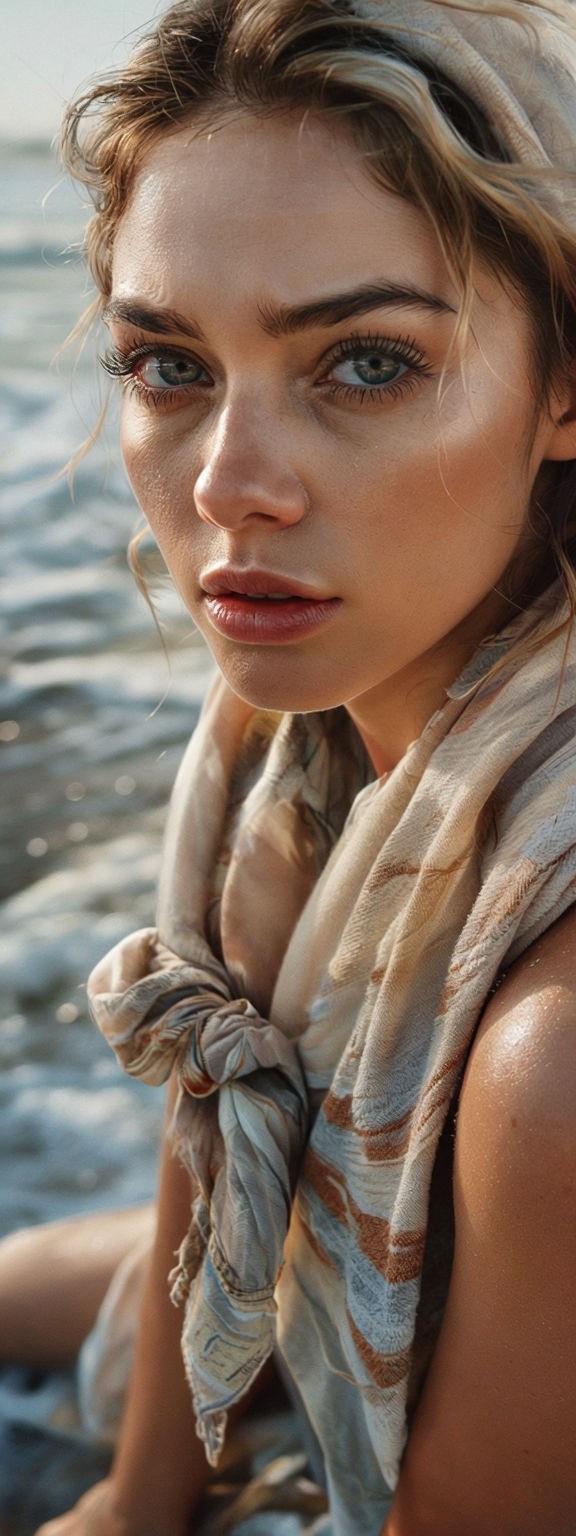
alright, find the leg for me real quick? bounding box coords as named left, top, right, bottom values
left=33, top=1082, right=209, bottom=1536
left=0, top=1205, right=155, bottom=1367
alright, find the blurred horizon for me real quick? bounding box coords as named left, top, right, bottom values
left=1, top=1, right=161, bottom=143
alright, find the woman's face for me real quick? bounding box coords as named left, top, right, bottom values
left=108, top=111, right=568, bottom=761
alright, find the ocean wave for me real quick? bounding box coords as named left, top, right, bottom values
left=1, top=143, right=211, bottom=1256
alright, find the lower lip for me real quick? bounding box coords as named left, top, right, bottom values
left=202, top=594, right=342, bottom=644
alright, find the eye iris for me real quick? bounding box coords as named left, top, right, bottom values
left=332, top=349, right=406, bottom=389
left=354, top=352, right=401, bottom=385
left=145, top=357, right=203, bottom=387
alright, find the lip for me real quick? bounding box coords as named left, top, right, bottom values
left=200, top=566, right=332, bottom=600
left=199, top=567, right=342, bottom=645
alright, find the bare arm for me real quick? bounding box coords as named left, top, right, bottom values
left=384, top=905, right=576, bottom=1536
left=0, top=1205, right=153, bottom=1368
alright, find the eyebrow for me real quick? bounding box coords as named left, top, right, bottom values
left=102, top=299, right=209, bottom=341
left=102, top=281, right=455, bottom=341
left=259, top=282, right=455, bottom=335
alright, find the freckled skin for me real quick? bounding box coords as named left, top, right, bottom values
left=110, top=111, right=573, bottom=769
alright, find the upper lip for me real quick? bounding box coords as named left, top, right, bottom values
left=200, top=567, right=334, bottom=600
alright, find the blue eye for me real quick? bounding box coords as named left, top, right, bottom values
left=137, top=355, right=209, bottom=390
left=330, top=350, right=408, bottom=389
left=100, top=343, right=212, bottom=406
left=320, top=332, right=431, bottom=403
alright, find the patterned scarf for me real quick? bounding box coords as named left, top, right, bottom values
left=88, top=586, right=576, bottom=1526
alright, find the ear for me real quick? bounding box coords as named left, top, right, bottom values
left=542, top=370, right=576, bottom=462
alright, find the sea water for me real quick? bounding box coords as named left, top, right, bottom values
left=0, top=134, right=219, bottom=1530
left=0, top=138, right=216, bottom=1247
left=0, top=139, right=215, bottom=1239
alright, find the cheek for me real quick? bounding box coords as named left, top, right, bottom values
left=351, top=402, right=534, bottom=615
left=121, top=410, right=158, bottom=501
left=424, top=382, right=534, bottom=526
left=121, top=411, right=193, bottom=542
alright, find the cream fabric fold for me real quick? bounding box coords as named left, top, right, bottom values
left=88, top=698, right=370, bottom=1466
left=89, top=584, right=576, bottom=1526
left=349, top=0, right=576, bottom=224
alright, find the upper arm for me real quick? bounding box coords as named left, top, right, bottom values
left=386, top=904, right=576, bottom=1536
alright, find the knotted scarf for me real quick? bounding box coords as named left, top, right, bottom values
left=88, top=585, right=576, bottom=1529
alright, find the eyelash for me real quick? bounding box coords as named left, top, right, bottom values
left=100, top=338, right=207, bottom=411
left=320, top=331, right=433, bottom=404
left=99, top=329, right=433, bottom=412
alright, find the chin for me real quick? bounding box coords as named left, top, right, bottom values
left=214, top=651, right=350, bottom=715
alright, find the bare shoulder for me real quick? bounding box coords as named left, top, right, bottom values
left=451, top=899, right=576, bottom=1340
left=387, top=904, right=576, bottom=1536
left=458, top=901, right=576, bottom=1182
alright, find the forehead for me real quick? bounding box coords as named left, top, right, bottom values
left=112, top=110, right=457, bottom=312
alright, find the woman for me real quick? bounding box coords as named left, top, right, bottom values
left=7, top=0, right=576, bottom=1531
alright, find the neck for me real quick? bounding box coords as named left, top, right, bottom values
left=346, top=673, right=448, bottom=777
left=346, top=589, right=518, bottom=776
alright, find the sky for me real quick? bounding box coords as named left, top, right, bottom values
left=1, top=0, right=164, bottom=141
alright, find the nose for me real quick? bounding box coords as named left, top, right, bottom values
left=193, top=394, right=309, bottom=531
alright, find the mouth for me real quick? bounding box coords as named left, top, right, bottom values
left=200, top=567, right=332, bottom=600
left=199, top=567, right=342, bottom=644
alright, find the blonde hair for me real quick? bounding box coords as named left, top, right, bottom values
left=61, top=0, right=576, bottom=617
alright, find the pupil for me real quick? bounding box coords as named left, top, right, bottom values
left=357, top=353, right=397, bottom=383
left=157, top=357, right=198, bottom=385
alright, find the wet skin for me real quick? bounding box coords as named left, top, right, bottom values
left=106, top=110, right=574, bottom=771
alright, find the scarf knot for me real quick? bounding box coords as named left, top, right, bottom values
left=182, top=995, right=310, bottom=1099
left=89, top=933, right=304, bottom=1095
left=88, top=925, right=311, bottom=1465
